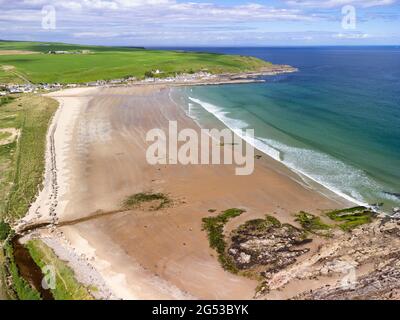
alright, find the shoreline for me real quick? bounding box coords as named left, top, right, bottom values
left=15, top=83, right=355, bottom=300
left=177, top=90, right=395, bottom=214
left=175, top=91, right=365, bottom=209
left=16, top=81, right=353, bottom=231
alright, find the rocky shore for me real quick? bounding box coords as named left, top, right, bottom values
left=228, top=215, right=312, bottom=276
left=292, top=216, right=400, bottom=300
left=223, top=210, right=400, bottom=299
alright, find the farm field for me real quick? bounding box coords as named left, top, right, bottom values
left=0, top=41, right=271, bottom=84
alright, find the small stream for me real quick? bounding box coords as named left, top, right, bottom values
left=11, top=236, right=54, bottom=300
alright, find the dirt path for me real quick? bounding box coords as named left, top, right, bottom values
left=0, top=50, right=38, bottom=55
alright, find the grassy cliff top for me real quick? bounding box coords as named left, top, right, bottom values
left=0, top=41, right=272, bottom=84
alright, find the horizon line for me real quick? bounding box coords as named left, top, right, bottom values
left=1, top=39, right=399, bottom=49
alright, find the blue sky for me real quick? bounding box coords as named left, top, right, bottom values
left=0, top=0, right=399, bottom=46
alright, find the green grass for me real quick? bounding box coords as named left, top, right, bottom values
left=326, top=206, right=367, bottom=217
left=3, top=242, right=41, bottom=300
left=0, top=96, right=15, bottom=107
left=202, top=208, right=245, bottom=273
left=0, top=95, right=57, bottom=221
left=0, top=41, right=272, bottom=84
left=25, top=240, right=93, bottom=300
left=235, top=215, right=310, bottom=243
left=0, top=40, right=142, bottom=53
left=293, top=207, right=374, bottom=233
left=0, top=131, right=11, bottom=140
left=0, top=221, right=10, bottom=240
left=326, top=206, right=374, bottom=232
left=0, top=69, right=22, bottom=84
left=0, top=245, right=10, bottom=299
left=0, top=95, right=57, bottom=299
left=236, top=214, right=281, bottom=235
left=122, top=192, right=171, bottom=211
left=295, top=211, right=332, bottom=236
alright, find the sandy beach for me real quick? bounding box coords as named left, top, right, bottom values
left=18, top=84, right=356, bottom=299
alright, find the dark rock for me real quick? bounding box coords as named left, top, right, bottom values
left=228, top=216, right=311, bottom=277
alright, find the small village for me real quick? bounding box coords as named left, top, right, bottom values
left=0, top=70, right=220, bottom=96
left=0, top=65, right=300, bottom=97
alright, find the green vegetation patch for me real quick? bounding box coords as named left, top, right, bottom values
left=0, top=96, right=15, bottom=107
left=295, top=211, right=332, bottom=236
left=232, top=214, right=310, bottom=246
left=326, top=206, right=374, bottom=232
left=0, top=130, right=12, bottom=141
left=235, top=214, right=281, bottom=235
left=293, top=207, right=375, bottom=234
left=123, top=192, right=171, bottom=211
left=3, top=242, right=41, bottom=300
left=0, top=68, right=23, bottom=84
left=202, top=208, right=245, bottom=273
left=0, top=245, right=10, bottom=299
left=0, top=95, right=57, bottom=299
left=26, top=240, right=93, bottom=300
left=0, top=41, right=272, bottom=84
left=0, top=220, right=10, bottom=240
left=0, top=95, right=57, bottom=221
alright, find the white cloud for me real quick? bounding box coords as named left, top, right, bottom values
left=0, top=0, right=314, bottom=21
left=284, top=0, right=397, bottom=8
left=0, top=0, right=398, bottom=45
left=333, top=32, right=370, bottom=38
left=73, top=31, right=121, bottom=37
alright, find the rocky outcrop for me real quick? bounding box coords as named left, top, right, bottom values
left=297, top=257, right=400, bottom=300
left=228, top=216, right=312, bottom=278
left=286, top=217, right=400, bottom=300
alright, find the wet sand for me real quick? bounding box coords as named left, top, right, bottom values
left=26, top=85, right=351, bottom=299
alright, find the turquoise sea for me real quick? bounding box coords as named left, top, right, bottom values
left=169, top=47, right=400, bottom=212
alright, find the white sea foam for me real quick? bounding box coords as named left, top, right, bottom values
left=258, top=137, right=371, bottom=206
left=188, top=103, right=193, bottom=118
left=189, top=96, right=379, bottom=207
left=189, top=97, right=249, bottom=130
left=188, top=97, right=278, bottom=159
